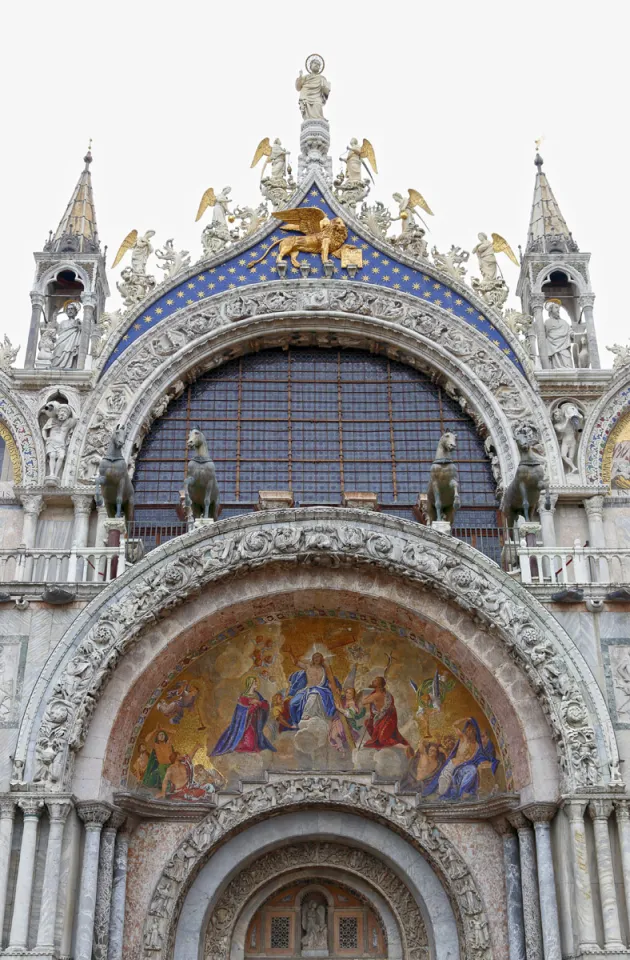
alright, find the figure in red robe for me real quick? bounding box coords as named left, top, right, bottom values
left=362, top=676, right=409, bottom=750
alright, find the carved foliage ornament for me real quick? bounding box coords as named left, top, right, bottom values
left=26, top=513, right=608, bottom=793
left=142, top=778, right=490, bottom=960
left=203, top=842, right=428, bottom=960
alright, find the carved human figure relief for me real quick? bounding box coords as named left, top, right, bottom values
left=552, top=401, right=584, bottom=475
left=41, top=401, right=78, bottom=482
left=301, top=898, right=328, bottom=951
left=609, top=646, right=630, bottom=722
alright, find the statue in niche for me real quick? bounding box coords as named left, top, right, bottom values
left=41, top=401, right=78, bottom=482
left=37, top=315, right=58, bottom=365
left=545, top=302, right=573, bottom=369
left=51, top=302, right=81, bottom=369
left=301, top=899, right=327, bottom=951
left=552, top=401, right=583, bottom=474
left=296, top=54, right=331, bottom=120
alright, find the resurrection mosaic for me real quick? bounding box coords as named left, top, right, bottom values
left=125, top=613, right=508, bottom=802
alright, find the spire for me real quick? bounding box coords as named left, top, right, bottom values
left=48, top=142, right=100, bottom=254
left=526, top=150, right=578, bottom=254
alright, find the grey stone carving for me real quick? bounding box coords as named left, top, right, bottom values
left=155, top=239, right=191, bottom=281
left=359, top=200, right=392, bottom=239
left=552, top=401, right=584, bottom=474
left=427, top=432, right=460, bottom=524
left=37, top=315, right=58, bottom=366
left=95, top=423, right=134, bottom=522
left=471, top=234, right=509, bottom=311
left=26, top=511, right=605, bottom=792
left=233, top=203, right=269, bottom=238
left=201, top=187, right=233, bottom=257
left=143, top=778, right=486, bottom=960
left=41, top=401, right=78, bottom=482
left=51, top=302, right=82, bottom=369
left=296, top=56, right=331, bottom=120
left=501, top=422, right=548, bottom=526
left=431, top=245, right=469, bottom=281
left=0, top=336, right=19, bottom=373
left=302, top=899, right=327, bottom=951
left=116, top=231, right=157, bottom=309
left=545, top=303, right=573, bottom=369
left=607, top=342, right=630, bottom=371
left=0, top=637, right=26, bottom=727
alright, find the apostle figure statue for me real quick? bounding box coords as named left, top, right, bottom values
left=41, top=401, right=77, bottom=481
left=296, top=55, right=331, bottom=120
left=51, top=302, right=82, bottom=369
left=545, top=301, right=573, bottom=369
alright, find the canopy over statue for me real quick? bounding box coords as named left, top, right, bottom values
left=296, top=54, right=331, bottom=120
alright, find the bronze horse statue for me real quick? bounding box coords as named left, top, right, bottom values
left=95, top=423, right=135, bottom=523
left=501, top=422, right=549, bottom=527
left=185, top=428, right=220, bottom=520
left=427, top=432, right=460, bottom=524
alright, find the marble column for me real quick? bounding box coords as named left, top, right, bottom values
left=614, top=800, right=630, bottom=941
left=76, top=801, right=112, bottom=960
left=583, top=496, right=608, bottom=582
left=0, top=799, right=15, bottom=937
left=562, top=800, right=598, bottom=951
left=8, top=797, right=44, bottom=948
left=580, top=297, right=600, bottom=369
left=18, top=493, right=45, bottom=581
left=531, top=296, right=549, bottom=369
left=78, top=297, right=96, bottom=369
left=589, top=799, right=624, bottom=950
left=69, top=493, right=94, bottom=581
left=523, top=804, right=561, bottom=960
left=494, top=817, right=526, bottom=960
left=93, top=809, right=126, bottom=960
left=36, top=798, right=73, bottom=950
left=108, top=818, right=136, bottom=960
left=25, top=292, right=44, bottom=367
left=538, top=494, right=558, bottom=549
left=58, top=808, right=81, bottom=960
left=508, top=811, right=543, bottom=960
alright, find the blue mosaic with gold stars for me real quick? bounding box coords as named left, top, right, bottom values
left=102, top=187, right=523, bottom=376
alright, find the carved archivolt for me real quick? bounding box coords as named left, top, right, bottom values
left=143, top=778, right=489, bottom=960
left=63, top=282, right=562, bottom=490
left=17, top=509, right=617, bottom=794
left=202, top=842, right=427, bottom=960
left=0, top=378, right=44, bottom=484
left=581, top=371, right=630, bottom=484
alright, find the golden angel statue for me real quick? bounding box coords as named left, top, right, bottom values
left=111, top=229, right=155, bottom=273
left=392, top=189, right=433, bottom=232
left=472, top=232, right=518, bottom=282
left=195, top=186, right=233, bottom=228
left=248, top=207, right=348, bottom=269
left=340, top=138, right=378, bottom=184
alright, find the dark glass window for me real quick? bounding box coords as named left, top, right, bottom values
left=132, top=348, right=501, bottom=557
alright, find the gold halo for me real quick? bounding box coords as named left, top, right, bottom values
left=61, top=298, right=81, bottom=311
left=545, top=297, right=562, bottom=306
left=305, top=53, right=325, bottom=73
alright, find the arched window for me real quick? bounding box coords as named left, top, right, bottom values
left=133, top=348, right=500, bottom=555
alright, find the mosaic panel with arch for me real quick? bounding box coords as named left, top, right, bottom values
left=124, top=610, right=511, bottom=803
left=602, top=408, right=630, bottom=489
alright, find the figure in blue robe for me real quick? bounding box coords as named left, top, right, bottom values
left=211, top=677, right=276, bottom=756
left=286, top=652, right=340, bottom=727
left=437, top=718, right=499, bottom=800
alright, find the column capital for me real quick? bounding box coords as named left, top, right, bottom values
left=613, top=799, right=630, bottom=821
left=521, top=802, right=558, bottom=824
left=46, top=798, right=73, bottom=823
left=76, top=801, right=111, bottom=830
left=18, top=797, right=44, bottom=819
left=530, top=295, right=545, bottom=310
left=589, top=798, right=614, bottom=821
left=19, top=493, right=45, bottom=517
left=491, top=815, right=516, bottom=837
left=71, top=493, right=94, bottom=515
left=0, top=798, right=15, bottom=820
left=506, top=810, right=532, bottom=831
left=562, top=798, right=588, bottom=822
left=30, top=292, right=45, bottom=308
left=583, top=495, right=605, bottom=520
left=104, top=808, right=126, bottom=832
left=579, top=294, right=596, bottom=309
left=538, top=492, right=558, bottom=514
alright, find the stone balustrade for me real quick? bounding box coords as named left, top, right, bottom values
left=0, top=542, right=126, bottom=583
left=517, top=540, right=630, bottom=585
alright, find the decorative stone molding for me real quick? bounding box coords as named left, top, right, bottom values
left=17, top=797, right=44, bottom=818
left=0, top=377, right=43, bottom=484
left=588, top=798, right=614, bottom=821
left=581, top=374, right=630, bottom=484
left=521, top=802, right=558, bottom=824
left=16, top=509, right=617, bottom=794
left=142, top=777, right=491, bottom=960
left=202, top=842, right=428, bottom=960
left=583, top=495, right=605, bottom=521
left=45, top=798, right=73, bottom=822
left=76, top=801, right=112, bottom=829
left=0, top=799, right=15, bottom=821
left=65, top=282, right=561, bottom=490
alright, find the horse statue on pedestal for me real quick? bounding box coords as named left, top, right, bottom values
left=501, top=421, right=549, bottom=527
left=427, top=432, right=460, bottom=524
left=185, top=428, right=220, bottom=521
left=95, top=423, right=135, bottom=523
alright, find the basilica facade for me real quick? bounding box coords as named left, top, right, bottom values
left=0, top=57, right=630, bottom=960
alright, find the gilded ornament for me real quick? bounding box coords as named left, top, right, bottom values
left=248, top=207, right=347, bottom=269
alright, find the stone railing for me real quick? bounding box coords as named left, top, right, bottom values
left=518, top=540, right=630, bottom=586
left=0, top=543, right=126, bottom=584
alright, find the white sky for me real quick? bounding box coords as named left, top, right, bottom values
left=2, top=1, right=627, bottom=366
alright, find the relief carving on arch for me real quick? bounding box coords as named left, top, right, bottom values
left=67, top=283, right=558, bottom=488
left=21, top=512, right=613, bottom=793
left=142, top=778, right=489, bottom=960
left=201, top=842, right=428, bottom=960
